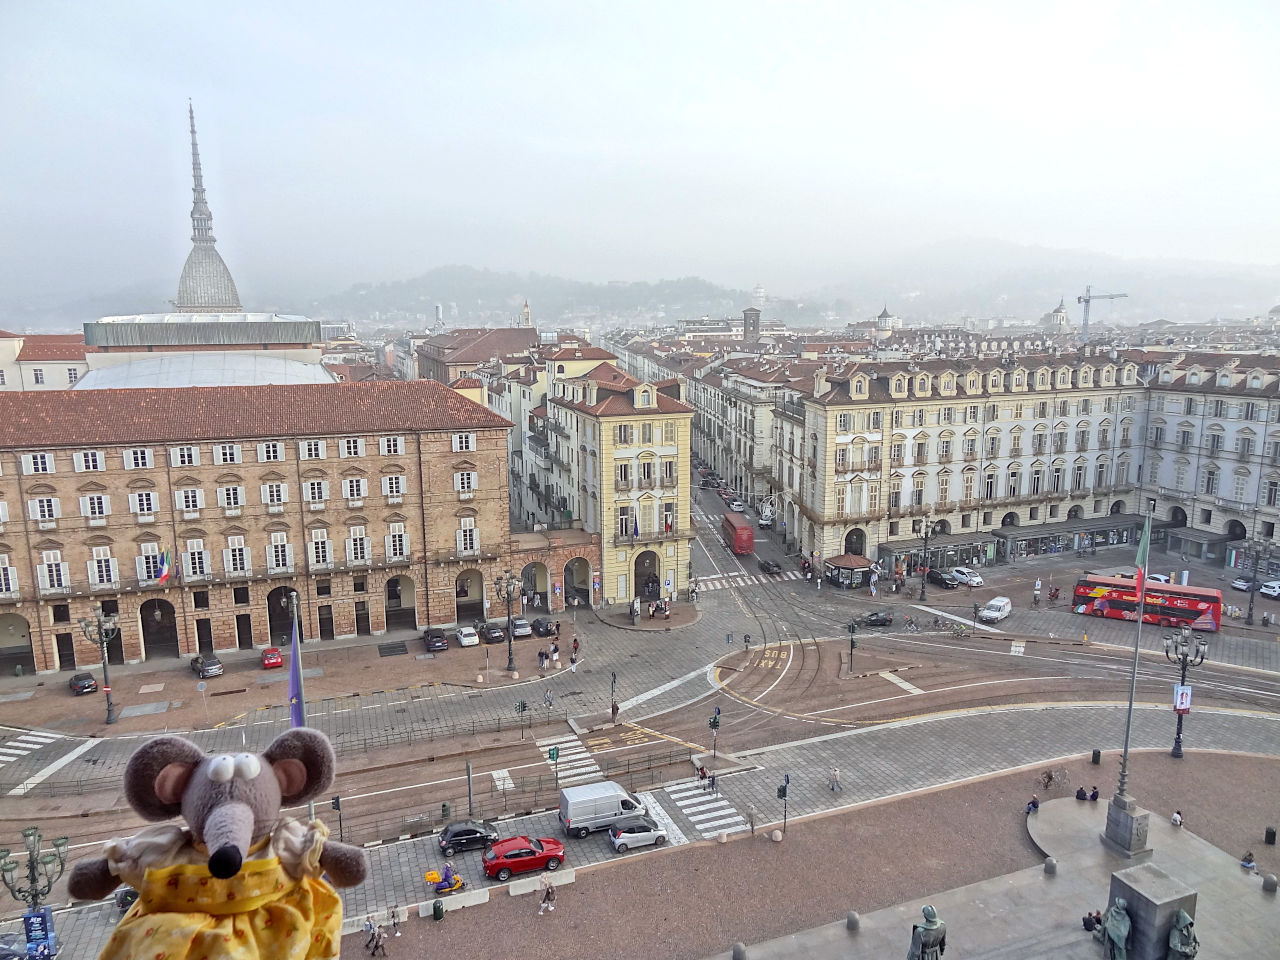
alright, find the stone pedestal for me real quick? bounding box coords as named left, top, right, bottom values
left=1108, top=862, right=1197, bottom=960
left=1101, top=794, right=1152, bottom=860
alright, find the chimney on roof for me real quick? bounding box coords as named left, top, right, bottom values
left=586, top=380, right=598, bottom=405
left=814, top=366, right=828, bottom=397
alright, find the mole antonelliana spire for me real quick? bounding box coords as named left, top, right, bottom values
left=174, top=101, right=242, bottom=312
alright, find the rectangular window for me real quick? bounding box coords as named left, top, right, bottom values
left=40, top=550, right=66, bottom=588
left=837, top=413, right=851, bottom=432
left=271, top=532, right=291, bottom=571
left=215, top=443, right=242, bottom=465
left=983, top=474, right=996, bottom=498
left=217, top=485, right=244, bottom=508
left=310, top=530, right=331, bottom=566
left=177, top=488, right=203, bottom=511
left=663, top=421, right=676, bottom=444
left=300, top=439, right=327, bottom=460
left=451, top=432, right=476, bottom=452
left=348, top=526, right=369, bottom=562
left=614, top=424, right=634, bottom=446
left=33, top=369, right=45, bottom=385
left=225, top=536, right=248, bottom=573
left=90, top=546, right=116, bottom=585
left=24, top=453, right=54, bottom=474
left=263, top=482, right=286, bottom=505
left=0, top=556, right=16, bottom=593
left=186, top=539, right=208, bottom=576
left=305, top=480, right=329, bottom=503
left=867, top=483, right=880, bottom=513
left=454, top=471, right=478, bottom=492
left=344, top=477, right=368, bottom=499
left=31, top=497, right=60, bottom=521
left=1268, top=480, right=1279, bottom=508
left=1031, top=469, right=1043, bottom=494
left=1072, top=464, right=1086, bottom=491
left=74, top=450, right=104, bottom=472
left=616, top=505, right=634, bottom=538
left=963, top=473, right=976, bottom=500
left=380, top=435, right=404, bottom=456
left=80, top=494, right=109, bottom=517
left=341, top=438, right=365, bottom=458
left=171, top=445, right=199, bottom=467
left=913, top=477, right=926, bottom=505
left=938, top=477, right=950, bottom=503
left=124, top=448, right=153, bottom=469
left=835, top=448, right=848, bottom=468
left=258, top=441, right=284, bottom=462
left=457, top=517, right=477, bottom=553
left=382, top=475, right=405, bottom=497
left=939, top=439, right=952, bottom=459
left=1204, top=471, right=1219, bottom=496
left=1080, top=398, right=1092, bottom=414
left=386, top=522, right=407, bottom=559
left=869, top=411, right=882, bottom=429
left=130, top=491, right=157, bottom=515
left=966, top=405, right=979, bottom=423
left=641, top=422, right=653, bottom=444
left=139, top=543, right=163, bottom=581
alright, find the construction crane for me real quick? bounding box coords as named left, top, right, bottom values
left=1077, top=286, right=1127, bottom=341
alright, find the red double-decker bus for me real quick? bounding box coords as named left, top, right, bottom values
left=1071, top=575, right=1222, bottom=632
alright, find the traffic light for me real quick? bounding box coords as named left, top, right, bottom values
left=330, top=795, right=341, bottom=812
left=777, top=784, right=787, bottom=799
left=548, top=746, right=559, bottom=762
left=516, top=699, right=527, bottom=714
left=709, top=714, right=720, bottom=730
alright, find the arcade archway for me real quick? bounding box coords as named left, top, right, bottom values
left=843, top=528, right=866, bottom=555
left=1226, top=519, right=1248, bottom=541
left=634, top=550, right=661, bottom=599
left=385, top=575, right=416, bottom=630
left=1110, top=500, right=1125, bottom=515
left=521, top=562, right=550, bottom=610
left=140, top=598, right=180, bottom=659
left=1169, top=506, right=1187, bottom=527
left=1067, top=505, right=1084, bottom=520
left=564, top=557, right=591, bottom=607
left=455, top=569, right=485, bottom=624
left=1001, top=512, right=1019, bottom=527
left=0, top=612, right=35, bottom=675
left=267, top=586, right=300, bottom=647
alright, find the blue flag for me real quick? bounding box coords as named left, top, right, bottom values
left=288, top=614, right=305, bottom=728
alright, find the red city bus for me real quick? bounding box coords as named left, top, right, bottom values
left=1072, top=575, right=1222, bottom=632
left=721, top=511, right=754, bottom=555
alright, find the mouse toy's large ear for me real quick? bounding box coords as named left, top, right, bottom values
left=262, top=727, right=335, bottom=805
left=124, top=735, right=206, bottom=820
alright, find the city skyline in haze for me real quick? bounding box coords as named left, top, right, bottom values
left=2, top=1, right=1279, bottom=308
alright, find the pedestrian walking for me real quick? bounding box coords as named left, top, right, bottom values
left=664, top=603, right=671, bottom=620
left=363, top=915, right=376, bottom=949
left=829, top=767, right=842, bottom=792
left=611, top=700, right=619, bottom=723
left=554, top=620, right=561, bottom=637
left=391, top=906, right=400, bottom=937
left=534, top=592, right=542, bottom=609
left=370, top=926, right=388, bottom=956
left=550, top=641, right=560, bottom=664
left=538, top=878, right=557, bottom=915
left=572, top=637, right=579, bottom=657
left=747, top=802, right=758, bottom=835
left=709, top=773, right=717, bottom=794
left=570, top=653, right=577, bottom=672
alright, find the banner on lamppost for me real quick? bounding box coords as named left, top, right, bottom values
left=1173, top=684, right=1192, bottom=715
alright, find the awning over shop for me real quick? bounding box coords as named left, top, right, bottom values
left=989, top=512, right=1145, bottom=541
left=894, top=531, right=997, bottom=551
left=824, top=553, right=874, bottom=570
left=1166, top=526, right=1237, bottom=545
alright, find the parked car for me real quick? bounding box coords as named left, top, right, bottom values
left=190, top=655, right=223, bottom=678
left=1231, top=575, right=1262, bottom=592
left=438, top=819, right=500, bottom=858
left=757, top=558, right=782, bottom=575
left=531, top=617, right=555, bottom=637
left=455, top=626, right=480, bottom=647
left=511, top=617, right=533, bottom=638
left=1147, top=573, right=1171, bottom=583
left=68, top=672, right=98, bottom=695
left=950, top=566, right=984, bottom=587
left=926, top=569, right=961, bottom=589
left=860, top=610, right=894, bottom=627
left=260, top=647, right=284, bottom=669
left=479, top=622, right=506, bottom=644
left=482, top=836, right=564, bottom=881
left=423, top=628, right=449, bottom=652
left=608, top=815, right=668, bottom=853
left=729, top=499, right=745, bottom=512
left=1260, top=581, right=1280, bottom=599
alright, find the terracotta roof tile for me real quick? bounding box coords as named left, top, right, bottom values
left=546, top=346, right=617, bottom=361
left=15, top=335, right=92, bottom=362
left=0, top=380, right=511, bottom=448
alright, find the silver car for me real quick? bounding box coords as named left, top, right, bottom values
left=511, top=617, right=533, bottom=637
left=608, top=815, right=667, bottom=853
left=950, top=566, right=984, bottom=586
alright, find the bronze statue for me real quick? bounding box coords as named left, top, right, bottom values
left=1166, top=908, right=1198, bottom=960
left=907, top=904, right=946, bottom=960
left=1102, top=897, right=1132, bottom=960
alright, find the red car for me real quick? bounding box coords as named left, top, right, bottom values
left=482, top=836, right=564, bottom=881
left=261, top=647, right=284, bottom=669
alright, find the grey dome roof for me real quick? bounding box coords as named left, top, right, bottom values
left=175, top=244, right=242, bottom=312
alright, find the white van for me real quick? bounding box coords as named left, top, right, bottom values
left=978, top=596, right=1013, bottom=623
left=558, top=781, right=647, bottom=838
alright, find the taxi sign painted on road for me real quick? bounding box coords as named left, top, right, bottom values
left=196, top=681, right=207, bottom=692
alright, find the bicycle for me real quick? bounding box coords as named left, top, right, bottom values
left=903, top=616, right=920, bottom=634
left=1037, top=766, right=1071, bottom=793
left=950, top=622, right=968, bottom=639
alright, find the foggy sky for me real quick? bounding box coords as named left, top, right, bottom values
left=2, top=0, right=1279, bottom=304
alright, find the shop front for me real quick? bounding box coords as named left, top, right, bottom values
left=990, top=512, right=1146, bottom=562
left=877, top=531, right=997, bottom=579
left=823, top=553, right=874, bottom=588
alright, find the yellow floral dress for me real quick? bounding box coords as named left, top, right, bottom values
left=99, top=818, right=343, bottom=960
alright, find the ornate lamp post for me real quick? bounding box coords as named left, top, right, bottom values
left=919, top=512, right=935, bottom=602
left=0, top=826, right=70, bottom=913
left=493, top=570, right=519, bottom=673
left=1245, top=542, right=1272, bottom=626
left=1164, top=627, right=1207, bottom=759
left=78, top=607, right=120, bottom=724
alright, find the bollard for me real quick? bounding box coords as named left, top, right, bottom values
left=770, top=829, right=783, bottom=842
left=731, top=943, right=748, bottom=960
left=1262, top=874, right=1277, bottom=894
left=441, top=801, right=451, bottom=822
left=717, top=831, right=728, bottom=843
left=476, top=673, right=484, bottom=683
left=433, top=898, right=445, bottom=921
left=1044, top=857, right=1057, bottom=876
left=846, top=911, right=860, bottom=932
left=1091, top=749, right=1101, bottom=765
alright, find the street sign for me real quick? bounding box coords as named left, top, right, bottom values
left=714, top=706, right=721, bottom=716
left=1174, top=684, right=1192, bottom=714
left=196, top=681, right=207, bottom=692
left=726, top=632, right=733, bottom=645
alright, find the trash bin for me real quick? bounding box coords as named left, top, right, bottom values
left=1266, top=826, right=1276, bottom=846
left=432, top=899, right=445, bottom=922
left=1091, top=749, right=1101, bottom=765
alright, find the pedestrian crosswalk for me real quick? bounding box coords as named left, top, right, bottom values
left=536, top=733, right=602, bottom=787
left=695, top=570, right=804, bottom=593
left=0, top=728, right=62, bottom=763
left=664, top=779, right=749, bottom=839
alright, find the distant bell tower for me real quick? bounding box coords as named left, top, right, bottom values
left=742, top=307, right=761, bottom=341
left=521, top=299, right=532, bottom=327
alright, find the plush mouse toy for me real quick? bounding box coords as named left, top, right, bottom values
left=68, top=727, right=367, bottom=960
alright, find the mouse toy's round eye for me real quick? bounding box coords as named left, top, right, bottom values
left=208, top=755, right=235, bottom=782
left=233, top=753, right=262, bottom=779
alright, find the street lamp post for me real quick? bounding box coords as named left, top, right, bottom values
left=1245, top=543, right=1272, bottom=626
left=919, top=514, right=934, bottom=602
left=0, top=826, right=70, bottom=914
left=78, top=607, right=120, bottom=724
left=493, top=569, right=518, bottom=673
left=1164, top=628, right=1208, bottom=759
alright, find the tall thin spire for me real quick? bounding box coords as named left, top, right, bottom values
left=175, top=101, right=242, bottom=312
left=188, top=100, right=214, bottom=243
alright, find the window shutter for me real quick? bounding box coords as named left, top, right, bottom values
left=28, top=500, right=40, bottom=520
left=320, top=481, right=330, bottom=500
left=242, top=547, right=252, bottom=572
left=222, top=549, right=233, bottom=572
left=469, top=472, right=479, bottom=489
left=257, top=443, right=269, bottom=461
left=345, top=538, right=355, bottom=562
left=21, top=455, right=32, bottom=474
left=136, top=556, right=149, bottom=580
left=381, top=476, right=392, bottom=494
left=86, top=560, right=97, bottom=582
left=169, top=448, right=180, bottom=467
left=217, top=487, right=227, bottom=507
left=174, top=491, right=185, bottom=509
left=73, top=453, right=85, bottom=473
left=279, top=484, right=289, bottom=503
left=453, top=472, right=462, bottom=491
left=456, top=529, right=466, bottom=553
left=100, top=495, right=111, bottom=515
left=317, top=440, right=328, bottom=459
left=285, top=544, right=295, bottom=568
left=79, top=496, right=91, bottom=516
left=109, top=558, right=119, bottom=582
left=37, top=565, right=49, bottom=589
left=196, top=489, right=206, bottom=508
left=260, top=485, right=271, bottom=503
left=182, top=551, right=194, bottom=577
left=52, top=499, right=62, bottom=519
left=356, top=438, right=366, bottom=456
left=385, top=534, right=394, bottom=557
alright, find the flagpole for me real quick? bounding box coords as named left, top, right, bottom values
left=1115, top=512, right=1151, bottom=802
left=287, top=592, right=316, bottom=821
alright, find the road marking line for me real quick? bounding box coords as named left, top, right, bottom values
left=0, top=747, right=29, bottom=756
left=619, top=664, right=710, bottom=711
left=7, top=739, right=99, bottom=796
left=637, top=792, right=689, bottom=846
left=879, top=671, right=925, bottom=695
left=679, top=798, right=728, bottom=814
left=697, top=815, right=746, bottom=830
left=491, top=768, right=514, bottom=790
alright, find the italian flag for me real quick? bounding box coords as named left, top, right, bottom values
left=157, top=549, right=172, bottom=585
left=1133, top=514, right=1151, bottom=597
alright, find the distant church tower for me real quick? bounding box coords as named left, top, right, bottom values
left=174, top=103, right=242, bottom=312
left=875, top=305, right=895, bottom=340
left=742, top=306, right=761, bottom=342
left=751, top=284, right=766, bottom=309
left=521, top=299, right=532, bottom=327
left=1040, top=299, right=1070, bottom=332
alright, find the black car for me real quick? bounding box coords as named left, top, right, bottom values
left=422, top=628, right=449, bottom=652
left=439, top=819, right=500, bottom=858
left=757, top=558, right=782, bottom=575
left=479, top=622, right=506, bottom=644
left=68, top=672, right=98, bottom=695
left=926, top=569, right=960, bottom=589
left=190, top=655, right=224, bottom=678
left=860, top=611, right=895, bottom=627
left=531, top=617, right=555, bottom=637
